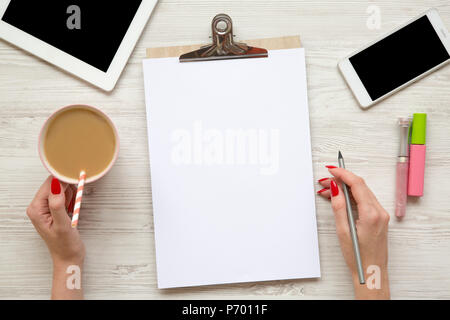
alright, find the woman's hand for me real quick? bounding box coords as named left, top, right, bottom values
left=317, top=167, right=390, bottom=300
left=27, top=176, right=85, bottom=299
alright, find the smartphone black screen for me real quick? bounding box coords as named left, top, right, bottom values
left=349, top=15, right=449, bottom=101
left=2, top=0, right=142, bottom=72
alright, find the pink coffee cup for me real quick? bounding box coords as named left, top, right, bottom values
left=38, top=104, right=120, bottom=185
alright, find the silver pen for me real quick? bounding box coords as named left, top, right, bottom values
left=338, top=151, right=365, bottom=284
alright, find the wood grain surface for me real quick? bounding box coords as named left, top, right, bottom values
left=1, top=0, right=449, bottom=299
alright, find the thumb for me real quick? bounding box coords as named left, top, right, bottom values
left=48, top=177, right=71, bottom=228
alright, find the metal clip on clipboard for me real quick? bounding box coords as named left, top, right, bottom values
left=179, top=14, right=268, bottom=62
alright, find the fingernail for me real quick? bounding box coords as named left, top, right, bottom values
left=326, top=165, right=337, bottom=169
left=51, top=177, right=61, bottom=195
left=317, top=188, right=328, bottom=194
left=318, top=178, right=329, bottom=182
left=68, top=198, right=74, bottom=213
left=330, top=180, right=339, bottom=197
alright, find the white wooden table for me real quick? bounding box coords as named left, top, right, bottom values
left=1, top=0, right=450, bottom=299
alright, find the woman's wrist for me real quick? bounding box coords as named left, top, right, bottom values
left=352, top=269, right=390, bottom=300
left=52, top=254, right=85, bottom=270
left=51, top=256, right=84, bottom=300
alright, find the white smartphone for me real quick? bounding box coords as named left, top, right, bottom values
left=339, top=9, right=450, bottom=108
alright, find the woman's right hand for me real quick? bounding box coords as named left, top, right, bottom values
left=317, top=167, right=390, bottom=299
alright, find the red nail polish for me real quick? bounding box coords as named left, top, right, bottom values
left=317, top=188, right=328, bottom=194
left=51, top=178, right=61, bottom=195
left=330, top=180, right=339, bottom=197
left=68, top=198, right=74, bottom=213
left=318, top=178, right=329, bottom=182
left=326, top=165, right=337, bottom=169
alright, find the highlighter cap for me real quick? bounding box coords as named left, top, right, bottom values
left=411, top=113, right=427, bottom=145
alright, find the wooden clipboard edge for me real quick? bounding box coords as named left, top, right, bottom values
left=146, top=36, right=301, bottom=59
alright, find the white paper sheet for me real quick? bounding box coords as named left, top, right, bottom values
left=143, top=48, right=320, bottom=288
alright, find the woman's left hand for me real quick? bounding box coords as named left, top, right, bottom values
left=27, top=176, right=85, bottom=265
left=27, top=176, right=85, bottom=299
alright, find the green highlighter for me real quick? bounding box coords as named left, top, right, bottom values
left=408, top=113, right=427, bottom=197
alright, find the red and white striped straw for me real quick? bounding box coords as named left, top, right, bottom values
left=71, top=170, right=86, bottom=228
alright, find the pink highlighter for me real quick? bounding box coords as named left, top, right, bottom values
left=395, top=118, right=411, bottom=219
left=408, top=113, right=427, bottom=197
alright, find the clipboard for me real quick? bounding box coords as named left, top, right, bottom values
left=146, top=14, right=301, bottom=61
left=143, top=14, right=319, bottom=289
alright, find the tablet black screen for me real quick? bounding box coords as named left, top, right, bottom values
left=2, top=0, right=143, bottom=72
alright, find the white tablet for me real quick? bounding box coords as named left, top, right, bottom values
left=0, top=0, right=158, bottom=91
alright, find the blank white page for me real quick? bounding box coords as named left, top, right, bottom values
left=143, top=48, right=320, bottom=288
